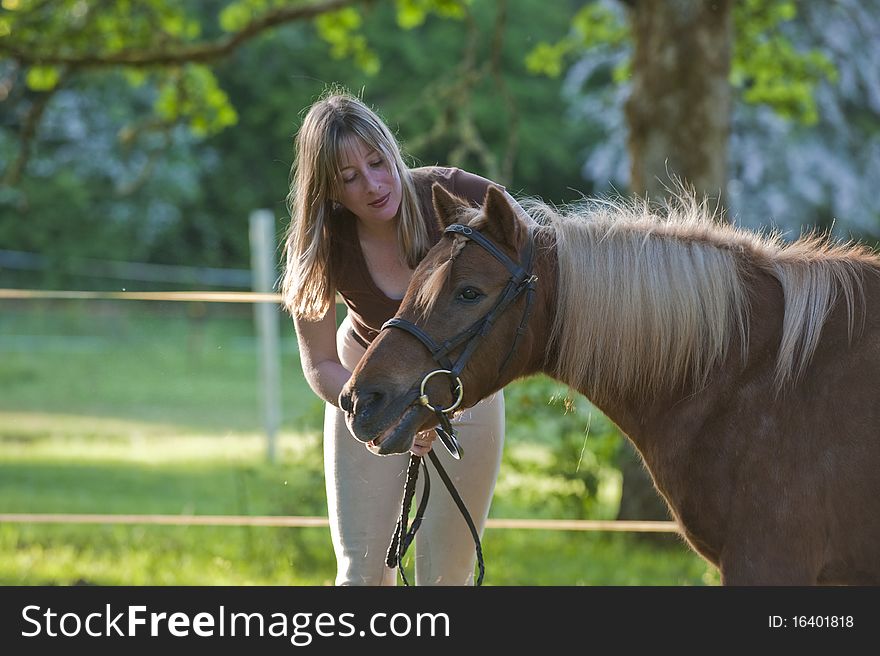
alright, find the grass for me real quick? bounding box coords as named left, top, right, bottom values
left=0, top=301, right=718, bottom=586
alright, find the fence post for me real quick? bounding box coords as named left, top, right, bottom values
left=249, top=209, right=281, bottom=463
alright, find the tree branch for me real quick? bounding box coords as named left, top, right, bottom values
left=2, top=72, right=66, bottom=187
left=398, top=2, right=523, bottom=186
left=0, top=0, right=370, bottom=68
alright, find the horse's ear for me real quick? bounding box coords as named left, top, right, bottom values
left=482, top=184, right=524, bottom=250
left=432, top=182, right=467, bottom=229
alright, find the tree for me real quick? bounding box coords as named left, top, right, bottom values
left=0, top=0, right=588, bottom=269
left=0, top=0, right=482, bottom=268
left=623, top=0, right=733, bottom=202
left=0, top=0, right=383, bottom=186
left=527, top=0, right=836, bottom=203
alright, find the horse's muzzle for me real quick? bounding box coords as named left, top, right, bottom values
left=339, top=384, right=424, bottom=455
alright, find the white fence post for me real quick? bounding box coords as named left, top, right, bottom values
left=249, top=209, right=281, bottom=463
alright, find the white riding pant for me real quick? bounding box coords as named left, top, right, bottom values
left=324, top=315, right=505, bottom=585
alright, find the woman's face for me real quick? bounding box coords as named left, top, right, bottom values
left=336, top=138, right=402, bottom=226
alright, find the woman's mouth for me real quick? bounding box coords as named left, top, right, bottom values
left=369, top=193, right=390, bottom=209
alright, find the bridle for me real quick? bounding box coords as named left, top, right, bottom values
left=381, top=222, right=538, bottom=458
left=380, top=221, right=538, bottom=586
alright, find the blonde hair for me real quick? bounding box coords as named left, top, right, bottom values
left=280, top=88, right=429, bottom=320
left=543, top=195, right=874, bottom=396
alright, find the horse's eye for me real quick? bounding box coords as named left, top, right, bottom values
left=457, top=286, right=483, bottom=303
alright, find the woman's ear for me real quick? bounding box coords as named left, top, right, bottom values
left=432, top=183, right=468, bottom=229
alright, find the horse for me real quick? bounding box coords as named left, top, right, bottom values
left=339, top=182, right=880, bottom=585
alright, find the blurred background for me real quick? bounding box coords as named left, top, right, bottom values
left=1, top=0, right=878, bottom=585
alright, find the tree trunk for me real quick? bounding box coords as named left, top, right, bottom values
left=624, top=0, right=733, bottom=203
left=616, top=0, right=734, bottom=524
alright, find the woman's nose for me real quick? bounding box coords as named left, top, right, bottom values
left=363, top=170, right=382, bottom=193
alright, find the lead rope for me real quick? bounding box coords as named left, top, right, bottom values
left=427, top=448, right=485, bottom=586
left=385, top=453, right=429, bottom=587
left=385, top=427, right=485, bottom=586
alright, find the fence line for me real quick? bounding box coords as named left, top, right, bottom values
left=0, top=514, right=680, bottom=533
left=1, top=282, right=678, bottom=536
left=0, top=289, right=357, bottom=305
left=0, top=289, right=281, bottom=303
left=0, top=249, right=252, bottom=288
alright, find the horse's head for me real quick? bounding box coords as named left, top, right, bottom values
left=340, top=183, right=538, bottom=455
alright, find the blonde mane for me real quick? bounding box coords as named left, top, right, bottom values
left=535, top=195, right=877, bottom=397
left=414, top=194, right=878, bottom=398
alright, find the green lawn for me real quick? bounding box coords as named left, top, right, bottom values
left=0, top=301, right=717, bottom=586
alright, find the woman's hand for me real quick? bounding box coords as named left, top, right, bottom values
left=409, top=429, right=436, bottom=457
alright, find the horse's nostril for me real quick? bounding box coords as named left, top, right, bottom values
left=339, top=390, right=354, bottom=415
left=350, top=389, right=385, bottom=419
left=339, top=386, right=384, bottom=418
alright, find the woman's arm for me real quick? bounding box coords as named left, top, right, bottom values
left=293, top=303, right=351, bottom=407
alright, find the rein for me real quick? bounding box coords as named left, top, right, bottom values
left=381, top=222, right=538, bottom=586
left=385, top=451, right=484, bottom=586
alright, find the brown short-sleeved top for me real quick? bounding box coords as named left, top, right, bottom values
left=330, top=166, right=499, bottom=346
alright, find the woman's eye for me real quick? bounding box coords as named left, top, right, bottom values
left=370, top=159, right=383, bottom=168
left=457, top=287, right=482, bottom=302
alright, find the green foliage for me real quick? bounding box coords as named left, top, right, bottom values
left=219, top=0, right=276, bottom=31
left=570, top=1, right=628, bottom=46
left=0, top=0, right=486, bottom=162
left=0, top=0, right=593, bottom=272
left=394, top=0, right=467, bottom=29
left=23, top=65, right=60, bottom=91
left=732, top=0, right=837, bottom=124
left=154, top=64, right=238, bottom=136
left=524, top=41, right=572, bottom=78
left=315, top=8, right=379, bottom=75
left=525, top=0, right=836, bottom=125
left=502, top=376, right=624, bottom=520
left=2, top=0, right=232, bottom=135
left=313, top=0, right=471, bottom=73
left=525, top=2, right=627, bottom=78
left=1, top=0, right=201, bottom=55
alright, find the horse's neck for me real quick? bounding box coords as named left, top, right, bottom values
left=583, top=265, right=784, bottom=464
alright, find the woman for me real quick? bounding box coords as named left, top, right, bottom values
left=280, top=88, right=507, bottom=586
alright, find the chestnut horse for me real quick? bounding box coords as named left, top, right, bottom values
left=339, top=183, right=880, bottom=585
